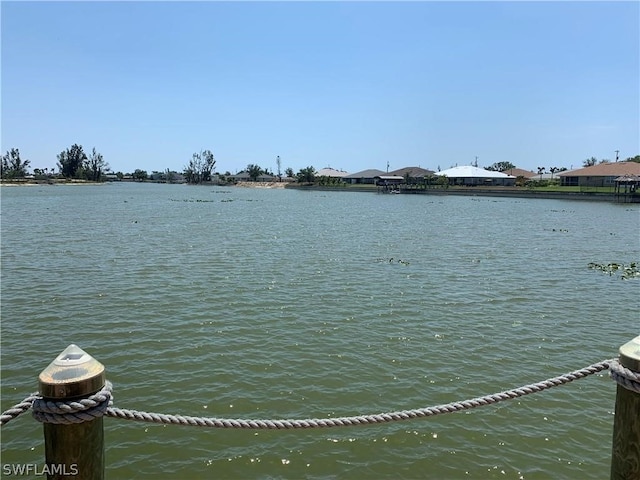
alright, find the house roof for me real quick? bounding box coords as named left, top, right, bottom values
left=343, top=169, right=386, bottom=179
left=500, top=168, right=537, bottom=178
left=388, top=166, right=435, bottom=178
left=558, top=162, right=640, bottom=177
left=316, top=167, right=350, bottom=177
left=435, top=165, right=515, bottom=178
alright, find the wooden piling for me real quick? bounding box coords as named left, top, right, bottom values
left=610, top=335, right=640, bottom=480
left=38, top=344, right=106, bottom=480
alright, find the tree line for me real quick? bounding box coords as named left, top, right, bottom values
left=3, top=145, right=638, bottom=183
left=1, top=144, right=110, bottom=181
left=0, top=145, right=317, bottom=185
left=582, top=155, right=640, bottom=166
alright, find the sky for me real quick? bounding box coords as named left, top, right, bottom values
left=2, top=1, right=639, bottom=176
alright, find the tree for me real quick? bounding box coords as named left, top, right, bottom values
left=247, top=164, right=263, bottom=182
left=486, top=161, right=516, bottom=172
left=297, top=166, right=316, bottom=184
left=583, top=157, right=597, bottom=167
left=436, top=174, right=449, bottom=188
left=549, top=167, right=559, bottom=179
left=85, top=147, right=109, bottom=182
left=285, top=167, right=294, bottom=178
left=200, top=150, right=216, bottom=182
left=184, top=150, right=216, bottom=184
left=537, top=166, right=546, bottom=180
left=625, top=155, right=640, bottom=163
left=132, top=169, right=148, bottom=181
left=1, top=148, right=30, bottom=179
left=57, top=144, right=87, bottom=178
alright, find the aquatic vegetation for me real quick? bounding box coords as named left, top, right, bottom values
left=374, top=257, right=410, bottom=266
left=588, top=262, right=639, bottom=280
left=170, top=198, right=216, bottom=203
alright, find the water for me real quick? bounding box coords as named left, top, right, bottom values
left=1, top=183, right=638, bottom=479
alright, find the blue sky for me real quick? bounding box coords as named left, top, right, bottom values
left=2, top=1, right=638, bottom=175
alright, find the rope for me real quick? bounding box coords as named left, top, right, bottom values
left=609, top=359, right=640, bottom=394
left=31, top=382, right=113, bottom=425
left=0, top=392, right=40, bottom=426
left=1, top=357, right=636, bottom=429
left=103, top=359, right=613, bottom=429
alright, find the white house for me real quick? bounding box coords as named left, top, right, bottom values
left=435, top=166, right=516, bottom=186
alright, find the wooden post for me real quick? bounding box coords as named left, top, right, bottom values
left=38, top=345, right=106, bottom=480
left=610, top=335, right=640, bottom=480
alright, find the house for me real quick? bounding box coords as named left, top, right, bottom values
left=229, top=172, right=277, bottom=182
left=343, top=169, right=386, bottom=185
left=387, top=166, right=435, bottom=182
left=230, top=171, right=250, bottom=182
left=435, top=165, right=516, bottom=186
left=558, top=162, right=640, bottom=187
left=315, top=167, right=350, bottom=178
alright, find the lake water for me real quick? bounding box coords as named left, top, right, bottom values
left=1, top=182, right=638, bottom=479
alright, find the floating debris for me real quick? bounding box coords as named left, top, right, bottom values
left=588, top=262, right=639, bottom=280
left=374, top=257, right=410, bottom=266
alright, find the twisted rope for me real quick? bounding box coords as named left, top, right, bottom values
left=104, top=359, right=613, bottom=429
left=31, top=381, right=113, bottom=425
left=609, top=359, right=640, bottom=394
left=0, top=392, right=40, bottom=426
left=1, top=357, right=635, bottom=430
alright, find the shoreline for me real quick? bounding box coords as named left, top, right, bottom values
left=0, top=179, right=103, bottom=187
left=234, top=181, right=288, bottom=189
left=2, top=179, right=637, bottom=203
left=283, top=184, right=638, bottom=203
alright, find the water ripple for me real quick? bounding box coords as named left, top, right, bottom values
left=1, top=184, right=637, bottom=479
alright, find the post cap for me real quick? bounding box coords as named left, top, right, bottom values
left=38, top=344, right=105, bottom=399
left=619, top=335, right=640, bottom=373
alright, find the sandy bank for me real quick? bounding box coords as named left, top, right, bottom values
left=0, top=179, right=102, bottom=187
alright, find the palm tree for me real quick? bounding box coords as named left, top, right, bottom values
left=537, top=167, right=546, bottom=180
left=247, top=164, right=262, bottom=182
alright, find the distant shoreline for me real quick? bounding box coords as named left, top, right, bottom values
left=234, top=181, right=288, bottom=189
left=2, top=179, right=637, bottom=203
left=0, top=179, right=103, bottom=187
left=283, top=184, right=638, bottom=203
